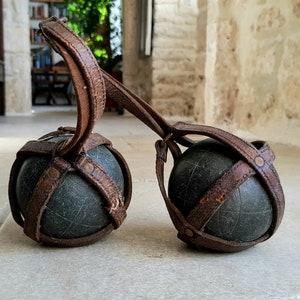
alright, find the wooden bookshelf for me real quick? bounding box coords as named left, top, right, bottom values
left=30, top=1, right=71, bottom=105
left=30, top=0, right=68, bottom=70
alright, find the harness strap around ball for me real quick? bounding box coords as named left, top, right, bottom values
left=24, top=157, right=71, bottom=242
left=186, top=160, right=256, bottom=232
left=155, top=123, right=285, bottom=252
left=9, top=18, right=133, bottom=247
left=155, top=141, right=263, bottom=252
left=9, top=131, right=128, bottom=243
left=73, top=153, right=126, bottom=228
left=168, top=122, right=285, bottom=236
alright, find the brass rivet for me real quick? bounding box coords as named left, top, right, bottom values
left=48, top=167, right=60, bottom=179
left=84, top=163, right=94, bottom=173
left=185, top=228, right=194, bottom=237
left=254, top=156, right=265, bottom=167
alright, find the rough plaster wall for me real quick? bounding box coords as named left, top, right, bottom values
left=204, top=0, right=240, bottom=125
left=193, top=0, right=207, bottom=122
left=202, top=0, right=300, bottom=147
left=3, top=0, right=31, bottom=114
left=151, top=0, right=199, bottom=116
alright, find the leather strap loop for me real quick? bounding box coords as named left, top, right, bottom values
left=103, top=71, right=193, bottom=147
left=38, top=17, right=106, bottom=156
left=39, top=18, right=192, bottom=149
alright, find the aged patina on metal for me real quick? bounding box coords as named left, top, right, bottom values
left=9, top=17, right=285, bottom=251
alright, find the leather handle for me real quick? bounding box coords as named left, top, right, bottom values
left=39, top=17, right=191, bottom=149
left=103, top=71, right=193, bottom=147
left=38, top=17, right=106, bottom=156
left=103, top=71, right=168, bottom=139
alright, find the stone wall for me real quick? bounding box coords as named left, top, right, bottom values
left=3, top=0, right=298, bottom=146
left=150, top=0, right=199, bottom=116
left=3, top=0, right=31, bottom=114
left=193, top=0, right=207, bottom=122
left=123, top=0, right=300, bottom=146
left=195, top=0, right=300, bottom=146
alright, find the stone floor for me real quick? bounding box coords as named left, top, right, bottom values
left=0, top=106, right=299, bottom=299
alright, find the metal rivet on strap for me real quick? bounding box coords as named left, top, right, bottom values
left=48, top=167, right=60, bottom=179
left=254, top=156, right=265, bottom=167
left=185, top=228, right=194, bottom=237
left=83, top=162, right=94, bottom=174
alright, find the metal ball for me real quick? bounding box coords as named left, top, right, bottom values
left=16, top=136, right=124, bottom=240
left=168, top=139, right=273, bottom=243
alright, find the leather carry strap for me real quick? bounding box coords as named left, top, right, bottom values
left=103, top=71, right=167, bottom=139
left=38, top=17, right=284, bottom=250
left=39, top=17, right=180, bottom=150
left=40, top=17, right=192, bottom=150
left=38, top=17, right=106, bottom=156
left=103, top=71, right=193, bottom=148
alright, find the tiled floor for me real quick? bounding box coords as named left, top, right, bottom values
left=0, top=107, right=299, bottom=299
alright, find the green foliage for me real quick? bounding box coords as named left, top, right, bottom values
left=64, top=0, right=112, bottom=67
left=66, top=0, right=110, bottom=35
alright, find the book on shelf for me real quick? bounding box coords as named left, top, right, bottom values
left=29, top=1, right=68, bottom=71
left=31, top=47, right=52, bottom=69
left=29, top=2, right=49, bottom=19
left=30, top=27, right=45, bottom=44
left=52, top=5, right=67, bottom=18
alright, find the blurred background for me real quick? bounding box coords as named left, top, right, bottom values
left=0, top=0, right=299, bottom=147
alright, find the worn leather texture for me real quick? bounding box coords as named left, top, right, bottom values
left=8, top=17, right=132, bottom=247
left=155, top=124, right=284, bottom=252
left=98, top=53, right=285, bottom=251
left=9, top=17, right=285, bottom=251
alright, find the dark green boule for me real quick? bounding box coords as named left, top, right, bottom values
left=168, top=139, right=273, bottom=244
left=14, top=135, right=126, bottom=243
